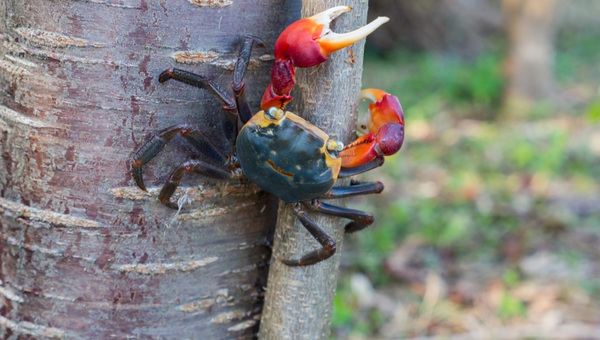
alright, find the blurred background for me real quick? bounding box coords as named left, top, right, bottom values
left=332, top=0, right=600, bottom=339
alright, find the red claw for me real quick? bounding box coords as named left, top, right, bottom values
left=261, top=6, right=389, bottom=110
left=340, top=89, right=404, bottom=168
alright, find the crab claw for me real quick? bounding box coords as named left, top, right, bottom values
left=276, top=6, right=389, bottom=68
left=261, top=6, right=389, bottom=110
left=340, top=89, right=404, bottom=168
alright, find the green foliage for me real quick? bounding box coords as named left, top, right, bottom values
left=555, top=31, right=600, bottom=83
left=502, top=268, right=521, bottom=287
left=586, top=97, right=600, bottom=123
left=363, top=49, right=504, bottom=119
left=331, top=288, right=355, bottom=328
left=498, top=291, right=527, bottom=320
left=444, top=54, right=504, bottom=107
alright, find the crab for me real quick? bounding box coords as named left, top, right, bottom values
left=132, top=6, right=405, bottom=266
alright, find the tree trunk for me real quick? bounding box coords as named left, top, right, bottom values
left=503, top=0, right=560, bottom=114
left=259, top=1, right=369, bottom=339
left=0, top=1, right=298, bottom=338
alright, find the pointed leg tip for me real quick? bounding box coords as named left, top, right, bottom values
left=135, top=181, right=148, bottom=192
left=158, top=69, right=173, bottom=83
left=161, top=199, right=179, bottom=210
left=132, top=163, right=148, bottom=192
left=245, top=34, right=267, bottom=48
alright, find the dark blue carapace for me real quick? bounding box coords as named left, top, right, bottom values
left=236, top=110, right=341, bottom=202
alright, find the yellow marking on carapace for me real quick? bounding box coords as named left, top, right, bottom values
left=320, top=141, right=341, bottom=180
left=267, top=159, right=294, bottom=177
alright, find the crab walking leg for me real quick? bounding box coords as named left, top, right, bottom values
left=304, top=200, right=375, bottom=234
left=233, top=35, right=266, bottom=123
left=159, top=160, right=240, bottom=209
left=261, top=6, right=389, bottom=109
left=280, top=203, right=337, bottom=266
left=132, top=124, right=229, bottom=191
left=320, top=180, right=384, bottom=199
left=158, top=69, right=236, bottom=110
left=157, top=68, right=240, bottom=145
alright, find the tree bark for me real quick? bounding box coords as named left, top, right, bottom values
left=0, top=1, right=298, bottom=338
left=503, top=0, right=560, bottom=113
left=258, top=1, right=369, bottom=339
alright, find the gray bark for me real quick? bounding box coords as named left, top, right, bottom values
left=503, top=0, right=560, bottom=109
left=0, top=0, right=298, bottom=338
left=259, top=1, right=369, bottom=339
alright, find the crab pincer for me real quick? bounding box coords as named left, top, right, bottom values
left=340, top=89, right=405, bottom=168
left=260, top=6, right=389, bottom=110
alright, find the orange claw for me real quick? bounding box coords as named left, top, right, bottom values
left=340, top=89, right=404, bottom=168
left=261, top=6, right=389, bottom=110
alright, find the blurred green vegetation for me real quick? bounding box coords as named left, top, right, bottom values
left=332, top=28, right=600, bottom=339
left=364, top=49, right=505, bottom=119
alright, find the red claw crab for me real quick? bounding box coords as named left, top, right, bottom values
left=132, top=6, right=405, bottom=266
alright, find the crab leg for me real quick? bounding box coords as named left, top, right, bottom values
left=159, top=160, right=240, bottom=209
left=282, top=192, right=380, bottom=266
left=304, top=200, right=375, bottom=233
left=233, top=35, right=266, bottom=123
left=320, top=180, right=384, bottom=199
left=159, top=69, right=236, bottom=111
left=157, top=69, right=239, bottom=145
left=340, top=89, right=405, bottom=168
left=132, top=124, right=228, bottom=191
left=281, top=203, right=337, bottom=266
left=261, top=6, right=389, bottom=109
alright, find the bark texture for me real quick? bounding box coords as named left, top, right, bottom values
left=0, top=0, right=298, bottom=338
left=259, top=1, right=370, bottom=339
left=503, top=0, right=560, bottom=109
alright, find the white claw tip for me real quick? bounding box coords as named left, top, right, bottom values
left=375, top=16, right=390, bottom=25
left=317, top=14, right=390, bottom=55
left=309, top=6, right=352, bottom=24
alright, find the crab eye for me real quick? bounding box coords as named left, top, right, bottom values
left=326, top=139, right=343, bottom=158
left=266, top=107, right=284, bottom=120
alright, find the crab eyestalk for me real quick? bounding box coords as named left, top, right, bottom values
left=260, top=6, right=389, bottom=110
left=266, top=107, right=284, bottom=120
left=340, top=89, right=405, bottom=168
left=327, top=139, right=344, bottom=152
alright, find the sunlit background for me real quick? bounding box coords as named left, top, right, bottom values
left=332, top=1, right=600, bottom=339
